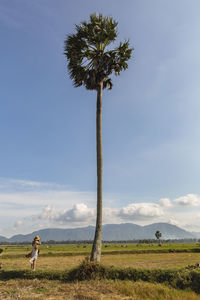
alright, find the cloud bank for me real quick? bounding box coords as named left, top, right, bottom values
left=119, top=203, right=164, bottom=220
left=174, top=194, right=200, bottom=206
left=1, top=178, right=200, bottom=236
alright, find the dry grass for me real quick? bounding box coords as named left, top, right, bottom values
left=1, top=253, right=200, bottom=299
left=1, top=244, right=200, bottom=299
left=101, top=252, right=200, bottom=269
left=1, top=252, right=200, bottom=271
left=1, top=256, right=85, bottom=271
left=0, top=279, right=200, bottom=300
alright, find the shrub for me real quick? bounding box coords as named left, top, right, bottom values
left=68, top=257, right=102, bottom=281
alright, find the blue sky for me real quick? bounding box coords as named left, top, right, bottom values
left=1, top=0, right=200, bottom=236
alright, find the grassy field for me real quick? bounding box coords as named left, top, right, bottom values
left=1, top=242, right=200, bottom=255
left=1, top=243, right=200, bottom=299
left=1, top=279, right=200, bottom=300
left=1, top=243, right=200, bottom=271
left=1, top=252, right=200, bottom=271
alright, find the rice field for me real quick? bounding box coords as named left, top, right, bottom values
left=1, top=243, right=200, bottom=299
left=1, top=252, right=200, bottom=271
left=1, top=242, right=200, bottom=255
left=1, top=243, right=200, bottom=271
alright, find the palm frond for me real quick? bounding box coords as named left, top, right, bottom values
left=64, top=13, right=133, bottom=90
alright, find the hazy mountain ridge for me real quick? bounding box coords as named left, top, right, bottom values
left=0, top=223, right=196, bottom=242
left=191, top=232, right=200, bottom=239
left=0, top=235, right=8, bottom=242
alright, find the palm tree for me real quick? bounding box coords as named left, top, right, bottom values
left=64, top=13, right=133, bottom=262
left=155, top=230, right=162, bottom=245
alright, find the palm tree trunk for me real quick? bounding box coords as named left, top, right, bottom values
left=90, top=82, right=103, bottom=262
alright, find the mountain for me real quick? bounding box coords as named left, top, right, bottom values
left=0, top=223, right=195, bottom=243
left=142, top=223, right=194, bottom=239
left=0, top=235, right=8, bottom=242
left=102, top=223, right=142, bottom=240
left=8, top=226, right=95, bottom=243
left=191, top=232, right=200, bottom=239
left=102, top=223, right=194, bottom=240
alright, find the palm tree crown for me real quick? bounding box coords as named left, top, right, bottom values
left=64, top=13, right=133, bottom=90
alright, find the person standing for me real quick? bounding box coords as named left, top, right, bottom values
left=30, top=235, right=41, bottom=271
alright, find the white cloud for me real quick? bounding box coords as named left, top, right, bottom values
left=13, top=202, right=165, bottom=233
left=5, top=197, right=200, bottom=237
left=0, top=187, right=96, bottom=215
left=119, top=203, right=164, bottom=220
left=167, top=218, right=180, bottom=227
left=159, top=198, right=172, bottom=207
left=2, top=177, right=200, bottom=237
left=34, top=203, right=95, bottom=225
left=0, top=177, right=66, bottom=191
left=13, top=220, right=23, bottom=230
left=174, top=194, right=200, bottom=206
left=103, top=207, right=119, bottom=223
left=55, top=203, right=95, bottom=224
left=38, top=205, right=57, bottom=221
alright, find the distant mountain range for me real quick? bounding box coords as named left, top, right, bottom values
left=0, top=223, right=198, bottom=243
left=191, top=232, right=200, bottom=239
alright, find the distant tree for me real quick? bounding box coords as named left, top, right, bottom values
left=155, top=231, right=162, bottom=245
left=64, top=13, right=133, bottom=262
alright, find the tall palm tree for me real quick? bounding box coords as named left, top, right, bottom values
left=64, top=13, right=133, bottom=262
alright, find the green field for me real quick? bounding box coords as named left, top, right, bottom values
left=1, top=243, right=200, bottom=270
left=2, top=242, right=200, bottom=255
left=1, top=243, right=200, bottom=299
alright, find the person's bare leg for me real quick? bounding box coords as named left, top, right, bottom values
left=32, top=260, right=36, bottom=270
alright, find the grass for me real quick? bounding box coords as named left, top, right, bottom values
left=1, top=243, right=200, bottom=299
left=0, top=255, right=85, bottom=271
left=0, top=279, right=200, bottom=299
left=101, top=252, right=200, bottom=269
left=1, top=261, right=200, bottom=292
left=1, top=242, right=200, bottom=255
left=1, top=252, right=200, bottom=271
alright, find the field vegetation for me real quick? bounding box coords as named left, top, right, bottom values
left=1, top=242, right=200, bottom=255
left=1, top=279, right=200, bottom=300
left=1, top=243, right=200, bottom=270
left=1, top=243, right=200, bottom=299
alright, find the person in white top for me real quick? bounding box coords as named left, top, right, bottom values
left=30, top=235, right=41, bottom=270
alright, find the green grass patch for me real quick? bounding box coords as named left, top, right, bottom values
left=1, top=246, right=200, bottom=260
left=1, top=243, right=200, bottom=254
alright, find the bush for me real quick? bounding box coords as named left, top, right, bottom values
left=68, top=257, right=102, bottom=280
